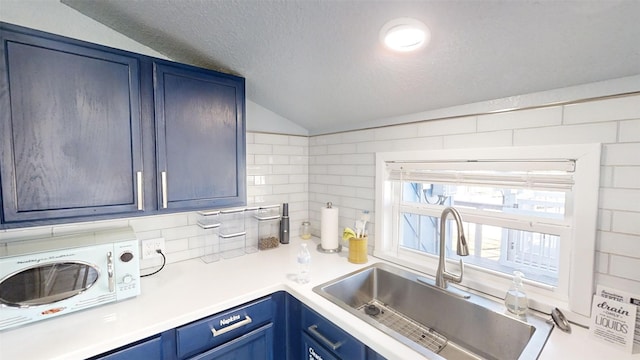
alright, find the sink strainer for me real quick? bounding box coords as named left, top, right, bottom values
left=358, top=300, right=448, bottom=354
left=364, top=304, right=381, bottom=316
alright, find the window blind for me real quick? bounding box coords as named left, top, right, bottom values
left=386, top=160, right=575, bottom=191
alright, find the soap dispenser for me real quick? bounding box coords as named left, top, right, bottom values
left=505, top=271, right=528, bottom=316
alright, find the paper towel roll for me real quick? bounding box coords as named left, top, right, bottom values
left=321, top=205, right=339, bottom=250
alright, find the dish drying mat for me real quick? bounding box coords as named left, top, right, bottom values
left=357, top=299, right=448, bottom=354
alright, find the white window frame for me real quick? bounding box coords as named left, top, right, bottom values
left=375, top=144, right=600, bottom=325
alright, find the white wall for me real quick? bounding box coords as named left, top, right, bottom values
left=1, top=0, right=639, bottom=295
left=0, top=0, right=309, bottom=268
left=0, top=0, right=167, bottom=58
left=0, top=0, right=305, bottom=136
left=247, top=100, right=308, bottom=136
left=0, top=132, right=308, bottom=270
left=308, top=94, right=640, bottom=295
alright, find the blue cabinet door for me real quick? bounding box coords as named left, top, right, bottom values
left=176, top=296, right=274, bottom=359
left=187, top=323, right=274, bottom=360
left=153, top=61, right=246, bottom=211
left=303, top=333, right=340, bottom=360
left=0, top=23, right=144, bottom=224
left=302, top=305, right=367, bottom=359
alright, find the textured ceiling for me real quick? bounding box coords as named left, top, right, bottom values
left=62, top=0, right=640, bottom=134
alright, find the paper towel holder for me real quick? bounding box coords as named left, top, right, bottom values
left=317, top=243, right=342, bottom=253
left=318, top=202, right=342, bottom=253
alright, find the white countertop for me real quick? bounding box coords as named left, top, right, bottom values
left=0, top=237, right=638, bottom=360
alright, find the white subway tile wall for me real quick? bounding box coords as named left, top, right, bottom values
left=0, top=94, right=638, bottom=295
left=308, top=94, right=640, bottom=294
left=0, top=133, right=309, bottom=270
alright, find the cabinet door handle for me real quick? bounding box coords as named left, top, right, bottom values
left=210, top=315, right=252, bottom=337
left=307, top=325, right=343, bottom=351
left=136, top=171, right=143, bottom=211
left=161, top=171, right=168, bottom=208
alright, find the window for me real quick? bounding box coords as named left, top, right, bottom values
left=375, top=144, right=600, bottom=321
left=400, top=183, right=565, bottom=286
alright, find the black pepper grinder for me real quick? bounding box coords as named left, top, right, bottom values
left=279, top=203, right=290, bottom=244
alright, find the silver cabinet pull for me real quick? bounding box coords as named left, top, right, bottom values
left=136, top=171, right=143, bottom=211
left=210, top=316, right=252, bottom=337
left=307, top=325, right=343, bottom=350
left=161, top=171, right=168, bottom=208
left=107, top=251, right=115, bottom=293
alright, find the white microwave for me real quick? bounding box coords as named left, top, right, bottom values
left=0, top=227, right=140, bottom=331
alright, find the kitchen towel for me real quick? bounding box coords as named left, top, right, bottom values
left=320, top=205, right=339, bottom=250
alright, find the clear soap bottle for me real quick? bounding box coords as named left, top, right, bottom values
left=297, top=243, right=311, bottom=284
left=505, top=271, right=528, bottom=316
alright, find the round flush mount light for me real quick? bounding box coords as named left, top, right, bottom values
left=380, top=17, right=430, bottom=52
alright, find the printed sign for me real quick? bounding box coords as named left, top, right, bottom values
left=595, top=285, right=640, bottom=354
left=590, top=288, right=638, bottom=354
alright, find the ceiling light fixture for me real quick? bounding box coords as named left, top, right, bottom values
left=380, top=17, right=430, bottom=52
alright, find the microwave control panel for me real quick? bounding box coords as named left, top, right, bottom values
left=113, top=239, right=141, bottom=300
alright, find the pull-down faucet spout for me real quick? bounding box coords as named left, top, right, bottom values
left=435, top=207, right=469, bottom=289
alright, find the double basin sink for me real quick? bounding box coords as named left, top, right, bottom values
left=313, top=262, right=553, bottom=359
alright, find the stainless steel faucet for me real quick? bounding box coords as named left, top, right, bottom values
left=435, top=207, right=469, bottom=289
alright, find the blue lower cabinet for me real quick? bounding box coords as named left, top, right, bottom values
left=186, top=323, right=274, bottom=360
left=301, top=305, right=366, bottom=360
left=91, top=292, right=387, bottom=360
left=176, top=296, right=275, bottom=359
left=303, top=333, right=339, bottom=360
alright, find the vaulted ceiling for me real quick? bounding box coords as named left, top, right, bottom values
left=62, top=0, right=640, bottom=134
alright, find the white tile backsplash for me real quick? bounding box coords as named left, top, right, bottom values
left=597, top=232, right=640, bottom=256
left=611, top=211, right=640, bottom=235
left=613, top=167, right=640, bottom=188
left=340, top=153, right=375, bottom=165
left=273, top=144, right=306, bottom=155
left=598, top=209, right=612, bottom=231
left=600, top=188, right=640, bottom=212
left=513, top=122, right=617, bottom=146
left=603, top=143, right=640, bottom=166
left=444, top=129, right=513, bottom=148
left=477, top=106, right=562, bottom=132
left=391, top=136, right=444, bottom=152
left=253, top=133, right=290, bottom=145
left=307, top=93, right=640, bottom=293
left=595, top=252, right=609, bottom=274
left=609, top=255, right=640, bottom=281
left=246, top=142, right=272, bottom=153
left=2, top=94, right=639, bottom=292
left=327, top=164, right=358, bottom=176
left=597, top=273, right=640, bottom=295
left=564, top=96, right=640, bottom=124
left=374, top=123, right=419, bottom=140
left=417, top=116, right=477, bottom=136
left=327, top=143, right=357, bottom=154
left=1, top=132, right=309, bottom=271
left=599, top=166, right=614, bottom=188
left=619, top=119, right=640, bottom=143
left=309, top=145, right=328, bottom=156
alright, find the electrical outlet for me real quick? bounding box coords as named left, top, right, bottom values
left=141, top=238, right=166, bottom=259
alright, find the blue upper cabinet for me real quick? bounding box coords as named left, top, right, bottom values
left=0, top=24, right=144, bottom=224
left=154, top=62, right=246, bottom=211
left=0, top=22, right=246, bottom=228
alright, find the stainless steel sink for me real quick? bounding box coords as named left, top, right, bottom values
left=313, top=263, right=553, bottom=360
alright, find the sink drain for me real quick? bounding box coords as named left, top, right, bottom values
left=364, top=304, right=381, bottom=316
left=358, top=300, right=448, bottom=354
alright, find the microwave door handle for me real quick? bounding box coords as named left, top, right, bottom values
left=107, top=251, right=115, bottom=293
